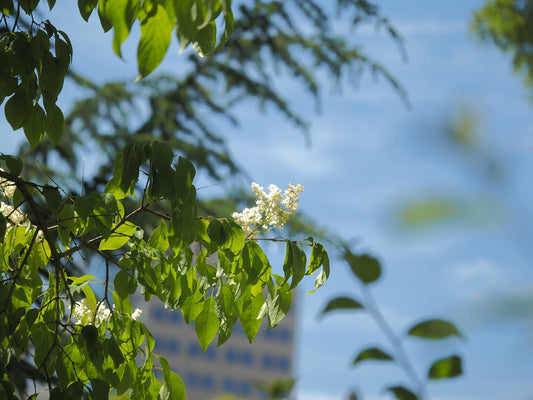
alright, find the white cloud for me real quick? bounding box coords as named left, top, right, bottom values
left=450, top=258, right=506, bottom=299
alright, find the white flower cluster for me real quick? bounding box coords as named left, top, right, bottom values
left=0, top=169, right=44, bottom=242
left=232, top=182, right=304, bottom=237
left=71, top=298, right=142, bottom=327
left=0, top=168, right=16, bottom=199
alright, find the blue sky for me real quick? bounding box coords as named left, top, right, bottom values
left=3, top=1, right=533, bottom=399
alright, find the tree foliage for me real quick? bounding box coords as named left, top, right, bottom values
left=0, top=0, right=465, bottom=399
left=472, top=0, right=533, bottom=92
left=0, top=1, right=338, bottom=398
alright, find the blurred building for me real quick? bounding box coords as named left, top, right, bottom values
left=144, top=298, right=296, bottom=400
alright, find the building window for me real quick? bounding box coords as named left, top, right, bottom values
left=222, top=378, right=252, bottom=396
left=185, top=372, right=215, bottom=389
left=187, top=342, right=216, bottom=360
left=225, top=348, right=253, bottom=365
left=261, top=354, right=290, bottom=372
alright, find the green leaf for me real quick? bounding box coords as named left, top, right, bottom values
left=99, top=221, right=137, bottom=250
left=98, top=0, right=133, bottom=57
left=215, top=283, right=238, bottom=346
left=283, top=241, right=306, bottom=289
left=0, top=0, right=15, bottom=14
left=23, top=104, right=47, bottom=147
left=114, top=269, right=130, bottom=299
left=345, top=251, right=381, bottom=284
left=78, top=0, right=98, bottom=21
left=242, top=241, right=270, bottom=285
left=352, top=347, right=393, bottom=366
left=239, top=290, right=264, bottom=343
left=322, top=296, right=363, bottom=314
left=265, top=279, right=292, bottom=328
left=157, top=355, right=186, bottom=400
left=2, top=155, right=22, bottom=175
left=90, top=379, right=109, bottom=399
left=137, top=4, right=173, bottom=79
left=175, top=0, right=195, bottom=51
left=194, top=297, right=220, bottom=352
left=43, top=185, right=62, bottom=211
left=407, top=319, right=462, bottom=340
left=386, top=386, right=419, bottom=400
left=308, top=247, right=330, bottom=294
left=0, top=214, right=6, bottom=242
left=5, top=90, right=32, bottom=130
left=428, top=355, right=462, bottom=380
left=44, top=102, right=65, bottom=145
left=193, top=21, right=216, bottom=57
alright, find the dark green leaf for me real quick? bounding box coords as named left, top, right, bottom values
left=0, top=0, right=15, bottom=15
left=345, top=251, right=381, bottom=284
left=5, top=90, right=32, bottom=130
left=407, top=319, right=462, bottom=340
left=81, top=325, right=98, bottom=348
left=322, top=296, right=363, bottom=314
left=0, top=214, right=6, bottom=242
left=2, top=155, right=22, bottom=175
left=90, top=379, right=109, bottom=400
left=428, top=355, right=462, bottom=380
left=78, top=0, right=98, bottom=21
left=352, top=347, right=393, bottom=366
left=283, top=241, right=306, bottom=289
left=193, top=21, right=216, bottom=57
left=207, top=219, right=226, bottom=245
left=386, top=386, right=419, bottom=400
left=43, top=185, right=62, bottom=211
left=44, top=102, right=64, bottom=145
left=114, top=269, right=130, bottom=299
left=23, top=104, right=47, bottom=147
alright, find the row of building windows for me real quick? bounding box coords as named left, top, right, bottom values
left=153, top=337, right=291, bottom=372
left=151, top=307, right=183, bottom=324
left=183, top=372, right=253, bottom=397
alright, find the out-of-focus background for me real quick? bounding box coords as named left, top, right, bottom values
left=3, top=1, right=533, bottom=399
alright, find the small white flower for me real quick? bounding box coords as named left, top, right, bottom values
left=0, top=202, right=26, bottom=225
left=72, top=298, right=112, bottom=327
left=232, top=182, right=304, bottom=237
left=0, top=168, right=16, bottom=199
left=131, top=308, right=142, bottom=320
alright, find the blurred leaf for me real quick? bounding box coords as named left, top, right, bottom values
left=407, top=319, right=461, bottom=340
left=428, top=355, right=462, bottom=380
left=322, top=297, right=363, bottom=314
left=386, top=386, right=419, bottom=400
left=344, top=252, right=381, bottom=284
left=399, top=199, right=458, bottom=227
left=352, top=347, right=393, bottom=366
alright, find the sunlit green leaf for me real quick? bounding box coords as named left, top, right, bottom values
left=157, top=355, right=186, bottom=400
left=99, top=221, right=137, bottom=250
left=137, top=4, right=173, bottom=78
left=194, top=297, right=220, bottom=352
left=428, top=355, right=462, bottom=379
